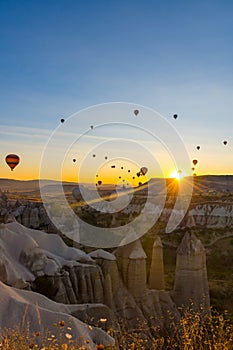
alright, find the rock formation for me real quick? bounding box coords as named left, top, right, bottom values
left=0, top=215, right=212, bottom=348
left=172, top=231, right=210, bottom=310
left=149, top=236, right=165, bottom=290
left=115, top=240, right=147, bottom=299
left=0, top=281, right=115, bottom=349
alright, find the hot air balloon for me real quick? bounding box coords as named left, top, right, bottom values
left=73, top=159, right=76, bottom=163
left=119, top=176, right=121, bottom=179
left=134, top=109, right=139, bottom=116
left=192, top=167, right=195, bottom=172
left=132, top=176, right=135, bottom=179
left=196, top=146, right=201, bottom=150
left=121, top=167, right=124, bottom=170
left=138, top=182, right=142, bottom=186
left=136, top=172, right=141, bottom=177
left=128, top=170, right=130, bottom=173
left=140, top=167, right=148, bottom=175
left=5, top=154, right=20, bottom=171
left=223, top=140, right=228, bottom=145
left=60, top=118, right=65, bottom=123
left=90, top=125, right=94, bottom=129
left=111, top=165, right=116, bottom=168
left=92, top=154, right=96, bottom=157
left=98, top=180, right=102, bottom=186
left=105, top=156, right=108, bottom=160
left=192, top=159, right=198, bottom=166
left=96, top=174, right=98, bottom=177
left=173, top=114, right=178, bottom=120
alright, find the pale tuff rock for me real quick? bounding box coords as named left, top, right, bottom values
left=172, top=232, right=210, bottom=310
left=186, top=204, right=233, bottom=228
left=115, top=240, right=147, bottom=299
left=29, top=207, right=40, bottom=228
left=0, top=220, right=211, bottom=348
left=0, top=281, right=115, bottom=349
left=149, top=236, right=165, bottom=290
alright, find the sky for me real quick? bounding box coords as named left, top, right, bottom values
left=0, top=0, right=233, bottom=182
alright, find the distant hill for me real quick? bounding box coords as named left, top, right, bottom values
left=1, top=175, right=233, bottom=196
left=0, top=179, right=77, bottom=194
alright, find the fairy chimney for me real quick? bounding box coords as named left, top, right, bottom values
left=172, top=232, right=210, bottom=310
left=149, top=236, right=165, bottom=290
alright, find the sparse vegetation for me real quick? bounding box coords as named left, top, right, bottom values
left=0, top=309, right=233, bottom=349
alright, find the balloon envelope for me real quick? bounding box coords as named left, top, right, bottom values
left=196, top=146, right=200, bottom=150
left=173, top=114, right=178, bottom=119
left=60, top=118, right=65, bottom=123
left=223, top=140, right=227, bottom=145
left=192, top=159, right=198, bottom=166
left=134, top=109, right=139, bottom=116
left=5, top=154, right=20, bottom=171
left=140, top=167, right=148, bottom=175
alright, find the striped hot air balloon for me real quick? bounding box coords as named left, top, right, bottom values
left=5, top=154, right=20, bottom=171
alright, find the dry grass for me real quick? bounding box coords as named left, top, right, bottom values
left=1, top=309, right=232, bottom=350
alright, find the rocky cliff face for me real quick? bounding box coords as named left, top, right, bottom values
left=1, top=190, right=233, bottom=232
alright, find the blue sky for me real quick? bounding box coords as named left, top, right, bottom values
left=0, top=0, right=232, bottom=179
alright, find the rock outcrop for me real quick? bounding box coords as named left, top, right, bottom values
left=149, top=236, right=165, bottom=290
left=115, top=240, right=147, bottom=299
left=0, top=281, right=115, bottom=349
left=0, top=217, right=211, bottom=348
left=172, top=231, right=210, bottom=310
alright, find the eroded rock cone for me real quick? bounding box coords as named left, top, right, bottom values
left=115, top=239, right=147, bottom=299
left=172, top=231, right=210, bottom=311
left=149, top=236, right=165, bottom=290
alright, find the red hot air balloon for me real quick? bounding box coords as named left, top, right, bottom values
left=134, top=109, right=139, bottom=116
left=5, top=154, right=20, bottom=171
left=192, top=159, right=198, bottom=166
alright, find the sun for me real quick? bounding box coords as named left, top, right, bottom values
left=169, top=170, right=187, bottom=181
